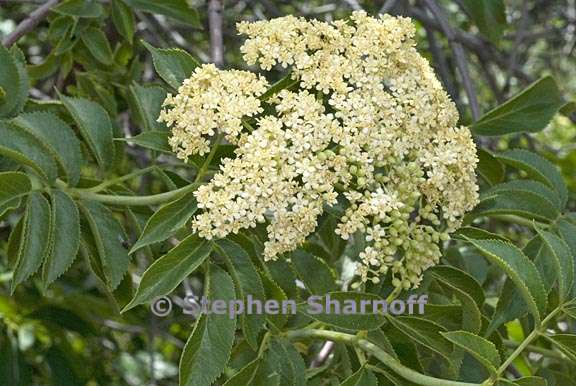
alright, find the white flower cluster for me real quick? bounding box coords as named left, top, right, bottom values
left=160, top=12, right=479, bottom=289
left=159, top=63, right=269, bottom=158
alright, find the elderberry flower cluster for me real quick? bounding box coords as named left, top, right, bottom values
left=159, top=11, right=479, bottom=289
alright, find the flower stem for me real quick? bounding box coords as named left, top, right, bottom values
left=56, top=179, right=200, bottom=206
left=85, top=166, right=159, bottom=193
left=286, top=329, right=481, bottom=386
left=194, top=133, right=223, bottom=183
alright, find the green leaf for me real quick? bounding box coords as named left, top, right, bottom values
left=0, top=172, right=31, bottom=207
left=50, top=17, right=78, bottom=56
left=496, top=149, right=568, bottom=207
left=60, top=96, right=115, bottom=169
left=142, top=41, right=199, bottom=89
left=53, top=0, right=104, bottom=18
left=472, top=190, right=560, bottom=222
left=460, top=0, right=506, bottom=42
left=0, top=45, right=23, bottom=118
left=180, top=264, right=236, bottom=386
left=123, top=234, right=211, bottom=311
left=0, top=334, right=32, bottom=385
left=464, top=238, right=547, bottom=324
left=267, top=258, right=299, bottom=300
left=303, top=292, right=387, bottom=331
left=453, top=226, right=508, bottom=242
left=111, top=0, right=135, bottom=43
left=124, top=0, right=200, bottom=26
left=79, top=201, right=130, bottom=290
left=477, top=148, right=505, bottom=186
left=556, top=219, right=576, bottom=298
left=223, top=359, right=261, bottom=386
left=428, top=265, right=484, bottom=333
left=386, top=316, right=457, bottom=377
left=261, top=274, right=289, bottom=329
left=341, top=367, right=378, bottom=386
left=216, top=239, right=266, bottom=349
left=75, top=73, right=118, bottom=115
left=472, top=77, right=564, bottom=136
left=441, top=331, right=501, bottom=375
left=367, top=329, right=398, bottom=360
left=45, top=346, right=83, bottom=386
left=534, top=226, right=574, bottom=302
left=11, top=193, right=52, bottom=293
left=263, top=338, right=307, bottom=386
left=127, top=83, right=167, bottom=131
left=81, top=27, right=114, bottom=65
left=260, top=73, right=299, bottom=101
left=42, top=191, right=80, bottom=289
left=485, top=237, right=544, bottom=335
left=482, top=180, right=562, bottom=210
left=514, top=377, right=547, bottom=386
left=116, top=131, right=171, bottom=153
left=9, top=47, right=29, bottom=115
left=130, top=190, right=197, bottom=253
left=12, top=112, right=83, bottom=186
left=291, top=250, right=337, bottom=295
left=548, top=334, right=576, bottom=361
left=0, top=172, right=30, bottom=219
left=0, top=121, right=58, bottom=182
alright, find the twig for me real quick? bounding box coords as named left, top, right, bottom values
left=148, top=318, right=156, bottom=386
left=422, top=0, right=481, bottom=121
left=504, top=0, right=530, bottom=94
left=208, top=0, right=224, bottom=67
left=3, top=0, right=59, bottom=47
left=409, top=8, right=533, bottom=85
left=341, top=0, right=363, bottom=11
left=311, top=341, right=335, bottom=368
left=422, top=21, right=459, bottom=104
left=380, top=0, right=399, bottom=14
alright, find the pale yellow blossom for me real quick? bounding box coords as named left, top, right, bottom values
left=160, top=12, right=479, bottom=289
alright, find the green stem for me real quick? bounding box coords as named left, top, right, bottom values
left=386, top=286, right=403, bottom=303
left=491, top=215, right=549, bottom=229
left=194, top=133, right=223, bottom=183
left=286, top=329, right=481, bottom=386
left=258, top=331, right=272, bottom=357
left=241, top=119, right=255, bottom=132
left=57, top=180, right=200, bottom=206
left=495, top=306, right=563, bottom=377
left=85, top=166, right=158, bottom=193
left=503, top=339, right=565, bottom=360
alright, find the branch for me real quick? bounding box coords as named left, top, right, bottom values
left=208, top=0, right=224, bottom=67
left=422, top=21, right=459, bottom=104
left=341, top=0, right=363, bottom=11
left=496, top=307, right=563, bottom=378
left=503, top=0, right=530, bottom=94
left=408, top=8, right=533, bottom=85
left=287, top=329, right=481, bottom=386
left=421, top=0, right=481, bottom=121
left=311, top=341, right=335, bottom=368
left=380, top=0, right=399, bottom=14
left=56, top=180, right=201, bottom=206
left=2, top=0, right=59, bottom=47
